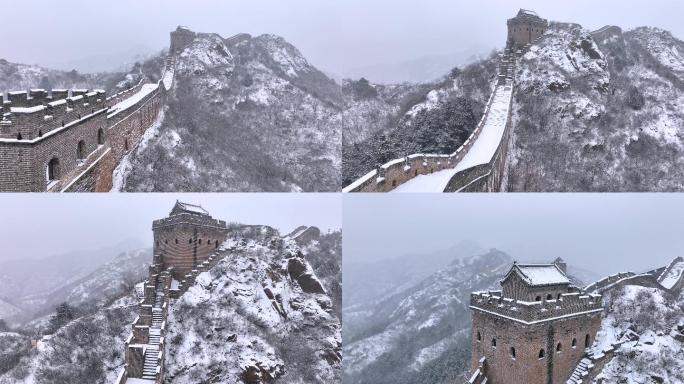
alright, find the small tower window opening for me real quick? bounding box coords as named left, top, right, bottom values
left=392, top=180, right=397, bottom=187
left=546, top=294, right=553, bottom=300
left=491, top=338, right=497, bottom=348
left=215, top=240, right=219, bottom=248
left=164, top=239, right=168, bottom=244
left=477, top=331, right=482, bottom=342
left=77, top=140, right=86, bottom=160
left=156, top=241, right=159, bottom=247
left=572, top=338, right=577, bottom=348
left=47, top=157, right=60, bottom=182
left=510, top=347, right=516, bottom=359
left=38, top=130, right=43, bottom=137
left=199, top=239, right=202, bottom=245
left=414, top=170, right=418, bottom=177
left=556, top=343, right=562, bottom=352
left=538, top=349, right=545, bottom=359
left=585, top=334, right=591, bottom=348
left=557, top=293, right=562, bottom=300
left=97, top=128, right=104, bottom=145
left=535, top=296, right=541, bottom=301
left=124, top=139, right=129, bottom=152
left=189, top=238, right=192, bottom=244
left=175, top=238, right=178, bottom=244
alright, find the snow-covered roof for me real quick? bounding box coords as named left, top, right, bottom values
left=520, top=9, right=538, bottom=17
left=171, top=201, right=210, bottom=216
left=503, top=263, right=570, bottom=287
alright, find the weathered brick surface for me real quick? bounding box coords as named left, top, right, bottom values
left=471, top=310, right=601, bottom=384
left=0, top=82, right=165, bottom=192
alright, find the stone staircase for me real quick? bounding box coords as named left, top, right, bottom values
left=141, top=283, right=165, bottom=380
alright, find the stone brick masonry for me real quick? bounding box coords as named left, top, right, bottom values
left=0, top=35, right=179, bottom=192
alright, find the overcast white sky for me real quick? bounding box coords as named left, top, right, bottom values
left=5, top=0, right=683, bottom=75
left=0, top=194, right=340, bottom=261
left=344, top=194, right=684, bottom=276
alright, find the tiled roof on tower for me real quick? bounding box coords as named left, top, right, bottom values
left=170, top=200, right=210, bottom=216
left=502, top=263, right=570, bottom=287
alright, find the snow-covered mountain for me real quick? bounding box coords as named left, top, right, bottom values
left=0, top=294, right=138, bottom=384
left=0, top=58, right=132, bottom=94
left=0, top=242, right=146, bottom=324
left=119, top=31, right=404, bottom=192
left=165, top=225, right=341, bottom=383
left=343, top=249, right=512, bottom=384
left=507, top=23, right=684, bottom=191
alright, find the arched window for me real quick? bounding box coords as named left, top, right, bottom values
left=77, top=140, right=86, bottom=159
left=585, top=334, right=591, bottom=348
left=535, top=296, right=541, bottom=301
left=38, top=130, right=43, bottom=137
left=510, top=347, right=516, bottom=359
left=175, top=238, right=178, bottom=244
left=17, top=133, right=22, bottom=140
left=199, top=239, right=202, bottom=245
left=477, top=331, right=482, bottom=342
left=189, top=238, right=192, bottom=244
left=556, top=343, right=562, bottom=352
left=98, top=128, right=105, bottom=145
left=215, top=240, right=219, bottom=248
left=538, top=349, right=545, bottom=359
left=491, top=339, right=497, bottom=348
left=164, top=239, right=168, bottom=244
left=546, top=294, right=553, bottom=300
left=557, top=293, right=562, bottom=300
left=572, top=338, right=577, bottom=348
left=47, top=157, right=60, bottom=181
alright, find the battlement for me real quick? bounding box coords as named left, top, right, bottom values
left=152, top=213, right=227, bottom=231
left=470, top=289, right=603, bottom=325
left=0, top=89, right=106, bottom=141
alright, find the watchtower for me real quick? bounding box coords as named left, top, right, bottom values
left=170, top=26, right=196, bottom=53
left=507, top=9, right=548, bottom=49
left=152, top=201, right=228, bottom=280
left=469, top=261, right=602, bottom=384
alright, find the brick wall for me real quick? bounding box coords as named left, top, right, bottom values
left=471, top=310, right=601, bottom=384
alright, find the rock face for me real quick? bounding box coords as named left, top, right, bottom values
left=164, top=225, right=341, bottom=384
left=507, top=22, right=684, bottom=191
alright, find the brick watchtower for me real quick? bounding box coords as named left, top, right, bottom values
left=170, top=26, right=196, bottom=53
left=469, top=259, right=603, bottom=384
left=152, top=201, right=228, bottom=281
left=507, top=9, right=548, bottom=49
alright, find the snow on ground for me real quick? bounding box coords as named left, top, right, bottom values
left=110, top=107, right=165, bottom=191
left=392, top=84, right=513, bottom=192
left=107, top=83, right=159, bottom=118
left=659, top=260, right=684, bottom=289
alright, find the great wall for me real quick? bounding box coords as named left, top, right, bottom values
left=343, top=10, right=548, bottom=193
left=115, top=201, right=321, bottom=384
left=0, top=27, right=198, bottom=192
left=466, top=256, right=684, bottom=384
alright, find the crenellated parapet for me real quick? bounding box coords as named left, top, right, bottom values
left=0, top=89, right=106, bottom=140
left=470, top=290, right=603, bottom=325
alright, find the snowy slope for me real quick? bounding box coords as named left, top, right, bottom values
left=123, top=32, right=377, bottom=192
left=0, top=294, right=138, bottom=384
left=165, top=225, right=341, bottom=383
left=593, top=285, right=684, bottom=383
left=343, top=249, right=512, bottom=384
left=507, top=22, right=684, bottom=191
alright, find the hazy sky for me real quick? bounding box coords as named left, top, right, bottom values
left=344, top=194, right=684, bottom=276
left=6, top=0, right=683, bottom=75
left=0, top=193, right=340, bottom=261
